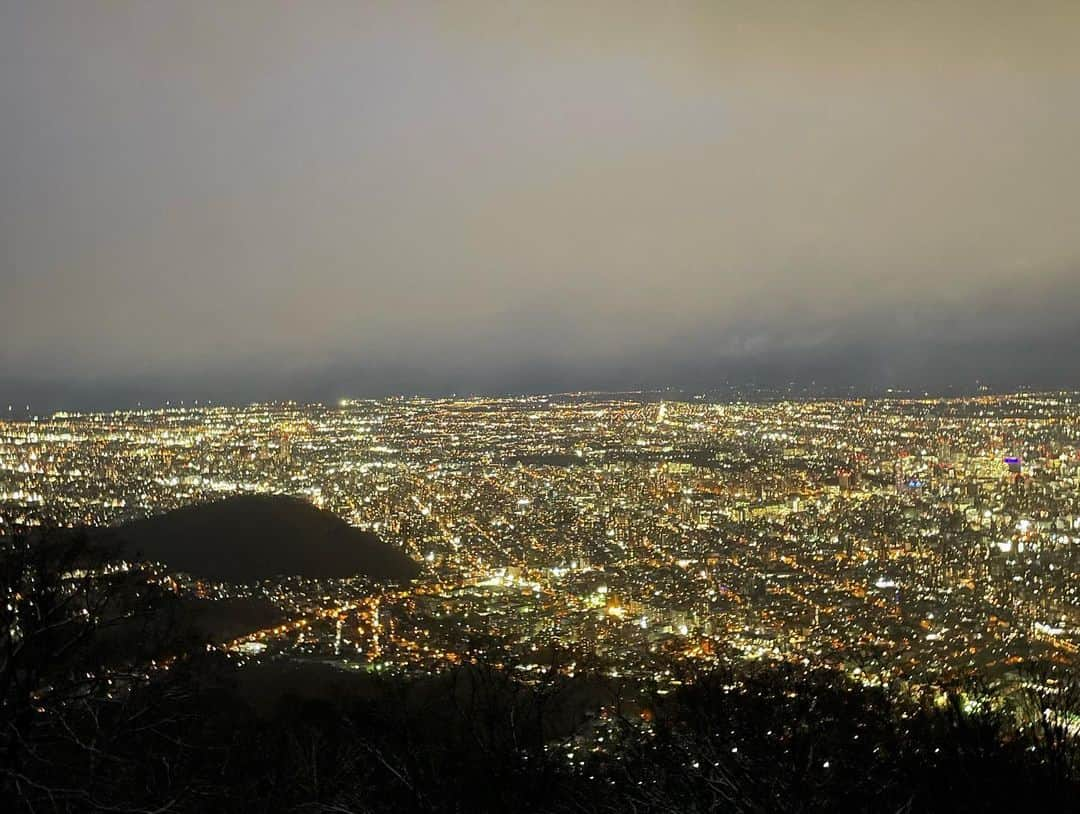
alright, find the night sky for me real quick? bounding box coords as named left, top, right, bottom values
left=2, top=2, right=1079, bottom=411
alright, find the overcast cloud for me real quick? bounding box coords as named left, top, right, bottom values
left=2, top=1, right=1079, bottom=409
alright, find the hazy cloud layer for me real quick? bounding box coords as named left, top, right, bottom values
left=2, top=2, right=1078, bottom=409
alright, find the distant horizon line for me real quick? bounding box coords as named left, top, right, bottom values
left=3, top=384, right=1078, bottom=422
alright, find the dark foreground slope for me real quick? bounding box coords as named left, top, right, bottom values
left=7, top=650, right=1080, bottom=813
left=3, top=528, right=1079, bottom=812
left=100, top=495, right=419, bottom=582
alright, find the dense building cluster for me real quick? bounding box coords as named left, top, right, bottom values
left=3, top=391, right=1080, bottom=701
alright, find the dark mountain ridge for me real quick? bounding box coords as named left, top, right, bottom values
left=98, top=494, right=418, bottom=583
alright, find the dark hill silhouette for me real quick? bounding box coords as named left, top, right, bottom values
left=99, top=495, right=419, bottom=583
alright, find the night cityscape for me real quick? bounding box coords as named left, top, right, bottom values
left=4, top=1, right=1080, bottom=811
left=5, top=392, right=1080, bottom=809
left=5, top=391, right=1080, bottom=691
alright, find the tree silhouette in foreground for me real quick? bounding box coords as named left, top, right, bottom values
left=3, top=525, right=1080, bottom=812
